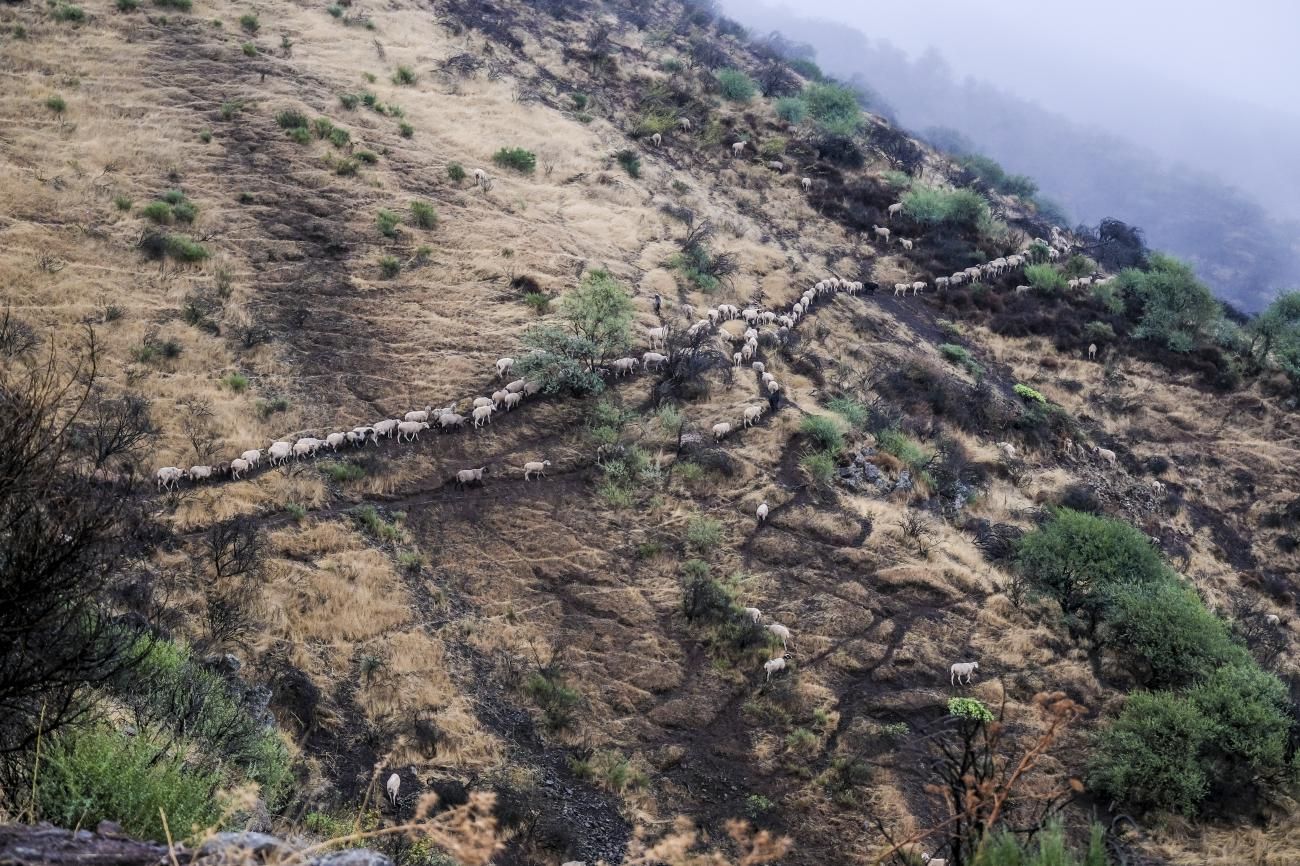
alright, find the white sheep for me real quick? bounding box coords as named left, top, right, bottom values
left=650, top=132, right=662, bottom=147
left=923, top=855, right=946, bottom=866
left=768, top=160, right=784, bottom=172
left=950, top=661, right=979, bottom=685
left=374, top=419, right=401, bottom=438
left=768, top=622, right=791, bottom=649
left=187, top=465, right=214, bottom=482
left=1088, top=343, right=1097, bottom=361
left=743, top=405, right=764, bottom=427
left=438, top=412, right=466, bottom=430
left=1265, top=614, right=1281, bottom=627
left=712, top=422, right=733, bottom=442
left=397, top=420, right=429, bottom=442
left=642, top=351, right=668, bottom=371
left=760, top=372, right=775, bottom=385
left=731, top=140, right=747, bottom=157
left=472, top=405, right=494, bottom=428
left=502, top=391, right=523, bottom=410
left=156, top=466, right=184, bottom=491
left=646, top=325, right=670, bottom=348
left=456, top=467, right=486, bottom=487
left=678, top=117, right=692, bottom=131
left=872, top=224, right=890, bottom=244
left=473, top=396, right=494, bottom=409
left=496, top=357, right=514, bottom=378
left=326, top=432, right=346, bottom=451
left=766, top=379, right=781, bottom=394
left=268, top=441, right=293, bottom=465
left=404, top=407, right=433, bottom=423
left=472, top=169, right=491, bottom=190
left=293, top=438, right=321, bottom=459
left=733, top=351, right=744, bottom=367
left=887, top=202, right=904, bottom=220
left=935, top=277, right=950, bottom=291
left=230, top=458, right=251, bottom=480
left=894, top=283, right=908, bottom=297
left=756, top=501, right=769, bottom=523
left=386, top=773, right=400, bottom=806
left=491, top=389, right=509, bottom=407
left=744, top=606, right=762, bottom=623
left=764, top=655, right=788, bottom=682
left=899, top=238, right=914, bottom=251
left=752, top=361, right=765, bottom=373
left=1093, top=445, right=1117, bottom=466
left=523, top=460, right=551, bottom=480
left=912, top=281, right=926, bottom=295
left=505, top=378, right=527, bottom=394
left=801, top=176, right=812, bottom=191
left=996, top=442, right=1017, bottom=460
left=239, top=449, right=261, bottom=468
left=611, top=357, right=638, bottom=376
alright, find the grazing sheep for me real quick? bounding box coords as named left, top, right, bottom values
left=642, top=351, right=668, bottom=371
left=1015, top=285, right=1031, bottom=295
left=743, top=405, right=764, bottom=427
left=473, top=396, right=494, bottom=409
left=912, top=281, right=926, bottom=295
left=502, top=391, right=523, bottom=410
left=404, top=407, right=433, bottom=423
left=491, top=389, right=510, bottom=407
left=768, top=160, right=784, bottom=172
left=743, top=606, right=762, bottom=623
left=768, top=622, right=791, bottom=649
left=1093, top=445, right=1117, bottom=466
left=651, top=132, right=662, bottom=147
left=1266, top=614, right=1281, bottom=627
left=326, top=432, right=346, bottom=451
left=752, top=361, right=765, bottom=373
left=374, top=419, right=401, bottom=438
left=230, top=458, right=251, bottom=480
left=935, top=277, right=950, bottom=291
left=731, top=140, right=747, bottom=156
left=872, top=224, right=890, bottom=244
left=525, top=380, right=546, bottom=397
left=473, top=169, right=492, bottom=191
left=766, top=379, right=781, bottom=394
left=187, top=465, right=214, bottom=482
left=887, top=202, right=904, bottom=220
left=472, top=405, right=494, bottom=428
left=1088, top=343, right=1097, bottom=361
left=523, top=460, right=551, bottom=480
left=899, top=238, right=913, bottom=251
left=240, top=449, right=261, bottom=467
left=496, top=357, right=514, bottom=378
left=292, top=438, right=321, bottom=459
left=760, top=371, right=775, bottom=385
left=678, top=117, right=692, bottom=131
left=438, top=412, right=467, bottom=431
left=505, top=378, right=527, bottom=394
left=156, top=466, right=184, bottom=491
left=756, top=501, right=769, bottom=523
left=397, top=420, right=429, bottom=442
left=386, top=773, right=400, bottom=806
left=456, top=467, right=486, bottom=488
left=712, top=422, right=733, bottom=441
left=996, top=442, right=1017, bottom=460
left=611, top=357, right=638, bottom=376
left=1068, top=279, right=1080, bottom=290
left=268, top=442, right=293, bottom=465
left=764, top=655, right=788, bottom=682
left=801, top=176, right=812, bottom=191
left=950, top=661, right=979, bottom=685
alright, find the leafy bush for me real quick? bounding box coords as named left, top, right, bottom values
left=975, top=819, right=1107, bottom=866
left=902, top=187, right=990, bottom=233
left=328, top=127, right=350, bottom=149
left=241, top=42, right=257, bottom=57
left=1013, top=383, right=1046, bottom=405
left=238, top=12, right=258, bottom=32
left=1024, top=263, right=1066, bottom=293
left=947, top=697, right=993, bottom=723
left=939, top=343, right=983, bottom=377
left=164, top=235, right=209, bottom=263
left=378, top=256, right=401, bottom=279
left=801, top=415, right=844, bottom=453
left=716, top=68, right=756, bottom=102
left=37, top=726, right=222, bottom=842
left=759, top=137, right=785, bottom=158
left=523, top=292, right=550, bottom=314
left=774, top=96, right=806, bottom=124
left=800, top=81, right=861, bottom=135
left=515, top=269, right=632, bottom=395
left=409, top=200, right=437, bottom=229
left=1089, top=689, right=1211, bottom=816
left=876, top=429, right=932, bottom=473
left=392, top=65, right=417, bottom=85
left=53, top=3, right=85, bottom=21
left=113, top=194, right=133, bottom=211
left=398, top=122, right=414, bottom=138
left=492, top=147, right=536, bottom=173
left=116, top=0, right=139, bottom=10
left=615, top=149, right=641, bottom=178
left=221, top=372, right=249, bottom=392
left=524, top=670, right=583, bottom=732
left=958, top=153, right=1038, bottom=199
left=276, top=109, right=308, bottom=131
left=45, top=95, right=67, bottom=113
left=338, top=92, right=359, bottom=110
left=1062, top=254, right=1099, bottom=279
left=141, top=201, right=174, bottom=224
left=800, top=450, right=836, bottom=488
left=1116, top=254, right=1222, bottom=352
left=686, top=516, right=724, bottom=553
left=447, top=162, right=466, bottom=183
left=320, top=461, right=365, bottom=483
left=376, top=209, right=400, bottom=238
left=827, top=397, right=868, bottom=429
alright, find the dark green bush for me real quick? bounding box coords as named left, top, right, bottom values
left=338, top=92, right=359, bottom=110
left=140, top=201, right=174, bottom=224
left=116, top=0, right=139, bottom=11
left=328, top=127, right=350, bottom=149
left=716, top=68, right=756, bottom=102
left=827, top=397, right=868, bottom=429
left=45, top=95, right=67, bottom=113
left=53, top=3, right=85, bottom=21
left=164, top=235, right=209, bottom=262
left=800, top=81, right=861, bottom=135
left=276, top=109, right=308, bottom=130
left=397, top=121, right=414, bottom=138
left=378, top=255, right=401, bottom=278
left=524, top=670, right=583, bottom=732
left=615, top=149, right=641, bottom=178
left=801, top=415, right=844, bottom=453
left=1025, top=263, right=1066, bottom=293
left=492, top=146, right=536, bottom=173
left=392, top=65, right=416, bottom=85
left=238, top=12, right=258, bottom=32
left=902, top=187, right=990, bottom=233
left=447, top=162, right=466, bottom=183
left=241, top=42, right=257, bottom=57
left=800, top=450, right=836, bottom=488
left=1115, top=253, right=1221, bottom=352
left=409, top=200, right=437, bottom=229
left=686, top=516, right=724, bottom=553
left=774, top=96, right=806, bottom=124
left=376, top=209, right=400, bottom=238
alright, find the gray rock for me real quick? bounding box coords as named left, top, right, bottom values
left=309, top=850, right=395, bottom=866
left=197, top=832, right=294, bottom=864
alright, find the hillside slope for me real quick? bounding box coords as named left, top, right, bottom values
left=3, top=1, right=1300, bottom=865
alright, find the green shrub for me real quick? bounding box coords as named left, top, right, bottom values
left=352, top=504, right=402, bottom=541
left=1024, top=263, right=1067, bottom=294
left=276, top=109, right=308, bottom=130
left=800, top=450, right=836, bottom=488
left=141, top=200, right=174, bottom=224
left=1116, top=254, right=1221, bottom=352
left=310, top=117, right=334, bottom=139
left=199, top=129, right=212, bottom=143
left=523, top=292, right=551, bottom=314
left=221, top=372, right=249, bottom=392
left=976, top=819, right=1108, bottom=866
left=1013, top=383, right=1046, bottom=405
left=241, top=42, right=257, bottom=56
left=1084, top=321, right=1116, bottom=343
left=774, top=96, right=806, bottom=124
left=789, top=58, right=823, bottom=81
left=338, top=92, right=359, bottom=110
left=113, top=194, right=133, bottom=211
left=328, top=127, right=350, bottom=148
left=392, top=65, right=417, bottom=85
left=355, top=150, right=378, bottom=164
left=716, top=68, right=756, bottom=102
left=514, top=269, right=633, bottom=395
left=378, top=255, right=401, bottom=279
left=958, top=153, right=1038, bottom=199
left=801, top=415, right=844, bottom=453
left=686, top=516, right=724, bottom=553
left=947, top=697, right=993, bottom=723
left=283, top=502, right=307, bottom=521
left=1062, top=254, right=1098, bottom=279
left=876, top=429, right=932, bottom=473
left=287, top=126, right=311, bottom=145
left=164, top=234, right=209, bottom=262
left=902, top=187, right=990, bottom=232
left=939, top=343, right=983, bottom=377
left=827, top=397, right=868, bottom=429
left=116, top=0, right=139, bottom=10
left=326, top=3, right=343, bottom=17
left=759, top=137, right=785, bottom=158
left=882, top=170, right=913, bottom=191
left=615, top=149, right=641, bottom=178
left=37, top=726, right=221, bottom=842
left=397, top=121, right=414, bottom=138
left=800, top=81, right=861, bottom=134
left=492, top=146, right=536, bottom=173
left=376, top=208, right=400, bottom=238
left=744, top=794, right=774, bottom=818
left=321, top=461, right=365, bottom=483
left=524, top=670, right=583, bottom=732
left=632, top=110, right=677, bottom=137
left=570, top=92, right=589, bottom=110
left=219, top=99, right=243, bottom=120
left=409, top=200, right=437, bottom=229
left=238, top=12, right=258, bottom=32
left=53, top=3, right=85, bottom=21
left=170, top=199, right=197, bottom=223
left=447, top=162, right=466, bottom=183
left=45, top=94, right=67, bottom=113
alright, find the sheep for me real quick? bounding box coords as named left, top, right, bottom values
left=646, top=325, right=670, bottom=348
left=764, top=655, right=788, bottom=681
left=386, top=773, right=400, bottom=807
left=502, top=391, right=523, bottom=410
left=346, top=430, right=365, bottom=447
left=156, top=466, right=184, bottom=491
left=733, top=351, right=744, bottom=367
left=718, top=303, right=740, bottom=319
left=922, top=855, right=946, bottom=866
left=496, top=357, right=514, bottom=378
left=491, top=389, right=509, bottom=407
left=472, top=405, right=494, bottom=428
left=268, top=441, right=293, bottom=465
left=650, top=132, right=662, bottom=147
left=438, top=412, right=467, bottom=431
left=641, top=351, right=668, bottom=371
left=766, top=379, right=781, bottom=394
left=1265, top=614, right=1281, bottom=627
left=893, top=283, right=908, bottom=297
left=293, top=438, right=321, bottom=459
left=996, top=442, right=1017, bottom=460
left=899, top=238, right=914, bottom=251
left=456, top=467, right=487, bottom=488
left=707, top=307, right=721, bottom=324
left=1088, top=343, right=1097, bottom=361
left=523, top=459, right=551, bottom=481
left=756, top=501, right=769, bottom=523
left=751, top=361, right=765, bottom=373
left=741, top=341, right=756, bottom=362
left=1093, top=445, right=1117, bottom=466
left=743, top=405, right=764, bottom=427
left=240, top=449, right=261, bottom=468
left=935, top=276, right=950, bottom=291
left=768, top=622, right=791, bottom=649
left=950, top=661, right=979, bottom=685
left=397, top=420, right=429, bottom=442
left=374, top=419, right=400, bottom=438
left=731, top=140, right=747, bottom=157
left=1067, top=278, right=1080, bottom=290
left=326, top=432, right=347, bottom=451
left=768, top=160, right=784, bottom=172
left=213, top=461, right=231, bottom=478
left=872, top=224, right=890, bottom=244
left=1015, top=285, right=1031, bottom=295
left=473, top=396, right=494, bottom=409
left=678, top=117, right=692, bottom=131
left=505, top=378, right=527, bottom=394
left=712, top=421, right=733, bottom=442
left=743, top=606, right=762, bottom=623
left=760, top=371, right=775, bottom=385
left=912, top=281, right=926, bottom=295
left=887, top=202, right=904, bottom=220
left=801, top=176, right=812, bottom=191
left=404, top=407, right=432, bottom=423
left=187, top=465, right=214, bottom=482
left=230, top=458, right=251, bottom=480
left=473, top=169, right=492, bottom=191
left=611, top=357, right=638, bottom=376
left=742, top=308, right=759, bottom=324
left=524, top=380, right=543, bottom=397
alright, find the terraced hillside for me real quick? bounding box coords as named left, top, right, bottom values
left=3, top=1, right=1300, bottom=865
